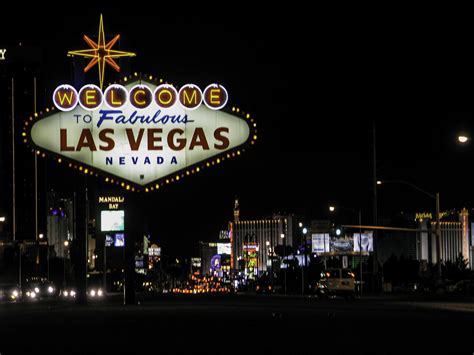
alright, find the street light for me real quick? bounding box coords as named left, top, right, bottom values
left=329, top=205, right=363, bottom=295
left=63, top=240, right=69, bottom=287
left=280, top=233, right=286, bottom=294
left=378, top=180, right=441, bottom=277
left=301, top=227, right=308, bottom=295
left=266, top=240, right=273, bottom=290
left=458, top=135, right=469, bottom=143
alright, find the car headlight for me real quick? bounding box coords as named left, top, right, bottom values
left=30, top=291, right=36, bottom=298
left=34, top=287, right=40, bottom=293
left=70, top=290, right=76, bottom=297
left=12, top=290, right=19, bottom=298
left=63, top=291, right=69, bottom=297
left=97, top=289, right=103, bottom=297
left=90, top=290, right=96, bottom=297
left=48, top=286, right=54, bottom=293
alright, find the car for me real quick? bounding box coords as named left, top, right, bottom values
left=452, top=279, right=474, bottom=295
left=256, top=279, right=275, bottom=294
left=87, top=273, right=105, bottom=299
left=60, top=287, right=77, bottom=299
left=87, top=286, right=105, bottom=298
left=0, top=283, right=22, bottom=302
left=314, top=268, right=356, bottom=299
left=23, top=279, right=58, bottom=300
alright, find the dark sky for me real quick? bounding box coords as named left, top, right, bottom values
left=2, top=7, right=474, bottom=257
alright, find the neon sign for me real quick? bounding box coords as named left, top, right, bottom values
left=24, top=15, right=256, bottom=192
left=53, top=83, right=228, bottom=111
left=26, top=77, right=255, bottom=191
left=68, top=15, right=135, bottom=89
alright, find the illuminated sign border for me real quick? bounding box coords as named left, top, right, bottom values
left=23, top=73, right=257, bottom=192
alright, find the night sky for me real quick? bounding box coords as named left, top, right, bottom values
left=2, top=7, right=474, bottom=257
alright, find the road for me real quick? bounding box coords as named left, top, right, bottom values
left=1, top=294, right=474, bottom=354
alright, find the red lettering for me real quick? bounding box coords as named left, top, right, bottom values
left=60, top=129, right=74, bottom=151
left=167, top=129, right=186, bottom=150
left=76, top=129, right=97, bottom=151
left=214, top=127, right=229, bottom=149
left=189, top=128, right=209, bottom=150
left=126, top=128, right=145, bottom=151
left=147, top=129, right=163, bottom=150
left=99, top=129, right=115, bottom=151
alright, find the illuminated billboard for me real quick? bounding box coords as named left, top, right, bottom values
left=330, top=236, right=353, bottom=253
left=353, top=232, right=373, bottom=252
left=313, top=233, right=372, bottom=254
left=105, top=234, right=114, bottom=247
left=101, top=210, right=124, bottom=231
left=217, top=243, right=231, bottom=255
left=243, top=243, right=258, bottom=279
left=114, top=233, right=125, bottom=247
left=312, top=233, right=330, bottom=253
left=27, top=79, right=254, bottom=190
left=24, top=15, right=255, bottom=191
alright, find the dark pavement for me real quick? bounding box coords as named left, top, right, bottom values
left=1, top=294, right=474, bottom=354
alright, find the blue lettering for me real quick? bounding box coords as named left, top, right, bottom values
left=119, top=157, right=125, bottom=165
left=132, top=157, right=139, bottom=165
left=171, top=156, right=177, bottom=164
left=152, top=110, right=162, bottom=123
left=157, top=157, right=164, bottom=164
left=97, top=110, right=194, bottom=128
left=97, top=110, right=121, bottom=128
left=106, top=157, right=113, bottom=165
left=144, top=157, right=151, bottom=165
left=129, top=111, right=138, bottom=124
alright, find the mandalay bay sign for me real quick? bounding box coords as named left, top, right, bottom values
left=26, top=17, right=254, bottom=191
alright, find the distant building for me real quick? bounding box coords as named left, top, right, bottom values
left=46, top=190, right=73, bottom=259
left=230, top=198, right=295, bottom=278
left=199, top=241, right=217, bottom=276
left=377, top=209, right=472, bottom=267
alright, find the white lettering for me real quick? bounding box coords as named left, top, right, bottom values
left=0, top=49, right=6, bottom=60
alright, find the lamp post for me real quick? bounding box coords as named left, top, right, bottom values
left=266, top=240, right=271, bottom=278
left=64, top=240, right=69, bottom=287
left=377, top=180, right=442, bottom=277
left=329, top=205, right=363, bottom=295
left=301, top=227, right=308, bottom=295
left=281, top=233, right=286, bottom=294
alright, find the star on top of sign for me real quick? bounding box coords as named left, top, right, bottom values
left=68, top=14, right=136, bottom=89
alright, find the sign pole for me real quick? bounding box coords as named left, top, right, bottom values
left=74, top=182, right=88, bottom=305
left=124, top=192, right=136, bottom=305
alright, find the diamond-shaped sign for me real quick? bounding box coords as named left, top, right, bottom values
left=26, top=78, right=254, bottom=190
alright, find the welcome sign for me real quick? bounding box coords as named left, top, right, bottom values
left=26, top=78, right=254, bottom=190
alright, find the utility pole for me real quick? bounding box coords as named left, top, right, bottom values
left=34, top=77, right=38, bottom=243
left=436, top=193, right=442, bottom=277
left=11, top=78, right=16, bottom=242
left=372, top=122, right=378, bottom=288
left=359, top=210, right=363, bottom=296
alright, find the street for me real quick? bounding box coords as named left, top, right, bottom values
left=1, top=294, right=474, bottom=354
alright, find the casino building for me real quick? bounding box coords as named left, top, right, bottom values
left=230, top=199, right=296, bottom=278
left=375, top=209, right=473, bottom=268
